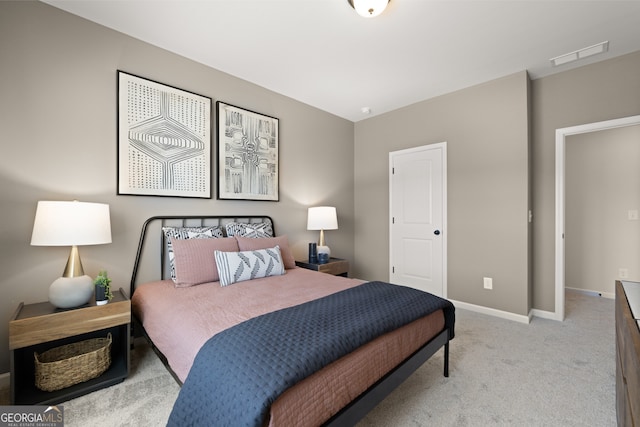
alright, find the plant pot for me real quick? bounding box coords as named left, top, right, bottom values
left=95, top=285, right=108, bottom=306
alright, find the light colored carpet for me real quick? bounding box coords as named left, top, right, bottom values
left=360, top=290, right=615, bottom=426
left=59, top=337, right=180, bottom=426
left=1, top=290, right=616, bottom=426
left=0, top=337, right=180, bottom=426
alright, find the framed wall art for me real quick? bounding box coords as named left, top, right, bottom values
left=216, top=101, right=279, bottom=201
left=117, top=71, right=212, bottom=198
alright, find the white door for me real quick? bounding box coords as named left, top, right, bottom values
left=389, top=143, right=446, bottom=297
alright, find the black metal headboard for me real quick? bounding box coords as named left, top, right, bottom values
left=129, top=215, right=275, bottom=297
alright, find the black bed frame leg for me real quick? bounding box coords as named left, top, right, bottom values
left=443, top=342, right=449, bottom=377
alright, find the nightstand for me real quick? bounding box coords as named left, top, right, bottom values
left=9, top=288, right=131, bottom=405
left=296, top=257, right=349, bottom=277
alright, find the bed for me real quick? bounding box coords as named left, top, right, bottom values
left=129, top=215, right=455, bottom=426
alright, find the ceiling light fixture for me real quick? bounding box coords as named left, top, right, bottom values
left=348, top=0, right=389, bottom=18
left=550, top=41, right=609, bottom=67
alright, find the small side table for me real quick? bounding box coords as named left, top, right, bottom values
left=296, top=257, right=349, bottom=277
left=9, top=288, right=131, bottom=405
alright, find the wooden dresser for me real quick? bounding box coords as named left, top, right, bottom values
left=616, top=280, right=640, bottom=426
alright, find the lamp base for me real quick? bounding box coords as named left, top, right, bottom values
left=317, top=245, right=331, bottom=257
left=49, top=275, right=94, bottom=309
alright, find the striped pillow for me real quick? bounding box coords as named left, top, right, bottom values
left=224, top=221, right=273, bottom=238
left=235, top=235, right=296, bottom=269
left=214, top=246, right=284, bottom=287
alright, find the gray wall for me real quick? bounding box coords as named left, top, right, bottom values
left=353, top=72, right=531, bottom=316
left=531, top=51, right=640, bottom=311
left=0, top=2, right=355, bottom=373
left=565, top=125, right=640, bottom=294
left=354, top=49, right=640, bottom=317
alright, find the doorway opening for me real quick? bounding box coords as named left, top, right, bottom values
left=555, top=115, right=640, bottom=320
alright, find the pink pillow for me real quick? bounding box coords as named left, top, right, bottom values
left=171, top=237, right=239, bottom=286
left=235, top=235, right=296, bottom=269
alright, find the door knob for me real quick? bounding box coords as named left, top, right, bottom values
left=434, top=230, right=440, bottom=235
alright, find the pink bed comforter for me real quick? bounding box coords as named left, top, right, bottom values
left=131, top=267, right=364, bottom=383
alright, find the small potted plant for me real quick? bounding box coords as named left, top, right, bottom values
left=94, top=270, right=113, bottom=305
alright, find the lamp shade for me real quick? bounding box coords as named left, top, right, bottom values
left=31, top=201, right=112, bottom=246
left=307, top=206, right=338, bottom=231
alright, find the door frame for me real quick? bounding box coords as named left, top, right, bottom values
left=555, top=115, right=640, bottom=320
left=389, top=142, right=448, bottom=297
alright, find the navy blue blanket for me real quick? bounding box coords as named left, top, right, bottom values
left=167, top=281, right=454, bottom=427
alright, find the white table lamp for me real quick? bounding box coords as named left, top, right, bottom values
left=31, top=201, right=112, bottom=309
left=307, top=206, right=338, bottom=257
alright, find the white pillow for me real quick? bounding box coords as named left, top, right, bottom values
left=215, top=246, right=284, bottom=287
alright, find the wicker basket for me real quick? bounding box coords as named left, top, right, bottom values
left=34, top=333, right=112, bottom=392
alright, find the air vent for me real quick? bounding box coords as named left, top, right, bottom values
left=550, top=41, right=609, bottom=67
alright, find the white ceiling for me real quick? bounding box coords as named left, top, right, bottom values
left=43, top=0, right=640, bottom=122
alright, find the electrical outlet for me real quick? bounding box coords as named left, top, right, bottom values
left=483, top=277, right=493, bottom=290
left=619, top=268, right=629, bottom=279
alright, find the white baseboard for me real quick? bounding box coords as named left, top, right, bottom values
left=449, top=299, right=531, bottom=324
left=566, top=286, right=614, bottom=299
left=452, top=287, right=616, bottom=324
left=530, top=308, right=561, bottom=321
